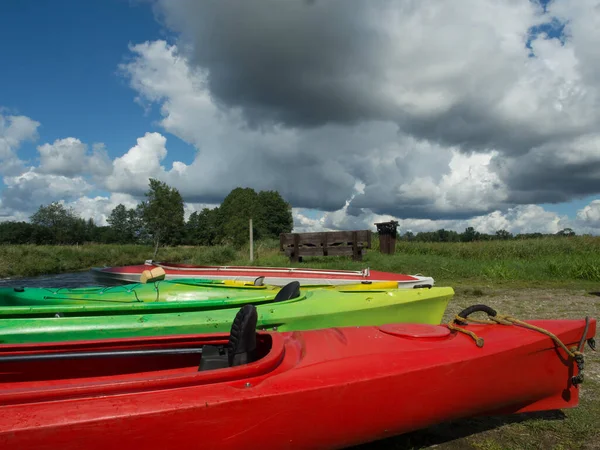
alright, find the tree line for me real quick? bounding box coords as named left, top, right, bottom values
left=398, top=226, right=578, bottom=242
left=0, top=177, right=582, bottom=249
left=0, top=180, right=294, bottom=254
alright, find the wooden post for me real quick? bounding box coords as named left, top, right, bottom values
left=352, top=231, right=360, bottom=261
left=291, top=233, right=300, bottom=263
left=249, top=218, right=253, bottom=262
left=375, top=221, right=398, bottom=255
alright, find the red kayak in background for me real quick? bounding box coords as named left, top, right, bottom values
left=0, top=304, right=595, bottom=450
left=90, top=260, right=435, bottom=287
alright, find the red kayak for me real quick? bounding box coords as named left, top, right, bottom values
left=0, top=304, right=595, bottom=450
left=90, top=260, right=435, bottom=287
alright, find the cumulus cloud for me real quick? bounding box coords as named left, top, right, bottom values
left=104, top=132, right=171, bottom=195
left=119, top=40, right=365, bottom=208
left=36, top=138, right=112, bottom=179
left=0, top=127, right=114, bottom=215
left=69, top=193, right=140, bottom=226
left=2, top=0, right=600, bottom=235
left=1, top=170, right=91, bottom=211
left=576, top=200, right=600, bottom=230
left=0, top=113, right=40, bottom=175
left=154, top=1, right=600, bottom=151
left=491, top=134, right=600, bottom=204
left=118, top=40, right=511, bottom=217
left=349, top=147, right=508, bottom=219
left=143, top=0, right=600, bottom=213
left=299, top=203, right=575, bottom=236
left=37, top=138, right=88, bottom=177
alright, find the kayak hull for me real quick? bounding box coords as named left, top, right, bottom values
left=0, top=317, right=594, bottom=449
left=90, top=261, right=435, bottom=287
left=0, top=286, right=455, bottom=344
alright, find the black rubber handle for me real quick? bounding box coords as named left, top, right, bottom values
left=454, top=304, right=497, bottom=325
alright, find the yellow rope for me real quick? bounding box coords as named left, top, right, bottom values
left=446, top=322, right=485, bottom=347
left=448, top=313, right=583, bottom=359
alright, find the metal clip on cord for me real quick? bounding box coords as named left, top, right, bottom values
left=588, top=337, right=596, bottom=351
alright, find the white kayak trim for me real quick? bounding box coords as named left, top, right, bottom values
left=144, top=260, right=371, bottom=278
left=92, top=265, right=434, bottom=288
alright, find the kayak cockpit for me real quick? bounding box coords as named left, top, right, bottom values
left=0, top=305, right=286, bottom=405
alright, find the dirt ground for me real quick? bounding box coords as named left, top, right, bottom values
left=352, top=287, right=600, bottom=450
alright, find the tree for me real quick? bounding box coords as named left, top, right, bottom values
left=401, top=231, right=415, bottom=241
left=214, top=187, right=294, bottom=248
left=255, top=190, right=293, bottom=239
left=141, top=179, right=185, bottom=257
left=217, top=187, right=260, bottom=248
left=186, top=207, right=220, bottom=246
left=0, top=221, right=38, bottom=244
left=131, top=203, right=151, bottom=244
left=30, top=202, right=80, bottom=244
left=437, top=229, right=450, bottom=242
left=460, top=226, right=480, bottom=242
left=556, top=228, right=576, bottom=237
left=107, top=204, right=141, bottom=243
left=495, top=229, right=512, bottom=240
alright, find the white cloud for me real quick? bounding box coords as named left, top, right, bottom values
left=118, top=40, right=515, bottom=217
left=143, top=0, right=600, bottom=213
left=2, top=1, right=600, bottom=234
left=87, top=143, right=114, bottom=178
left=36, top=139, right=112, bottom=179
left=104, top=132, right=171, bottom=195
left=183, top=202, right=219, bottom=221
left=576, top=200, right=600, bottom=230
left=1, top=170, right=91, bottom=211
left=0, top=113, right=40, bottom=175
left=37, top=138, right=88, bottom=177
left=69, top=193, right=140, bottom=226
left=298, top=203, right=575, bottom=236
left=154, top=0, right=600, bottom=153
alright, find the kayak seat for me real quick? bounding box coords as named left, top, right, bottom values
left=199, top=304, right=258, bottom=371
left=273, top=281, right=301, bottom=302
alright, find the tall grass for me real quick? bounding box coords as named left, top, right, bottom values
left=0, top=244, right=197, bottom=278
left=228, top=236, right=600, bottom=285
left=1, top=236, right=599, bottom=285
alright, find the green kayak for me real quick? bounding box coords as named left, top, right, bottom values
left=0, top=279, right=454, bottom=344
left=0, top=278, right=405, bottom=307
left=0, top=278, right=288, bottom=307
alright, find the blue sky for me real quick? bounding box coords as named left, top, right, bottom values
left=0, top=0, right=191, bottom=171
left=0, top=0, right=599, bottom=235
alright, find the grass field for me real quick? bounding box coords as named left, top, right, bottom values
left=0, top=237, right=598, bottom=449
left=2, top=236, right=599, bottom=286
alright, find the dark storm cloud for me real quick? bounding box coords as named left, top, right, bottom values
left=156, top=0, right=391, bottom=127
left=494, top=154, right=600, bottom=205
left=153, top=0, right=600, bottom=158
left=133, top=1, right=600, bottom=219
left=347, top=193, right=506, bottom=221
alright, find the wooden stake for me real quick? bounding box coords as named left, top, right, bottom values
left=249, top=218, right=254, bottom=261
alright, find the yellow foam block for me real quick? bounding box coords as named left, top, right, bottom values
left=140, top=266, right=166, bottom=283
